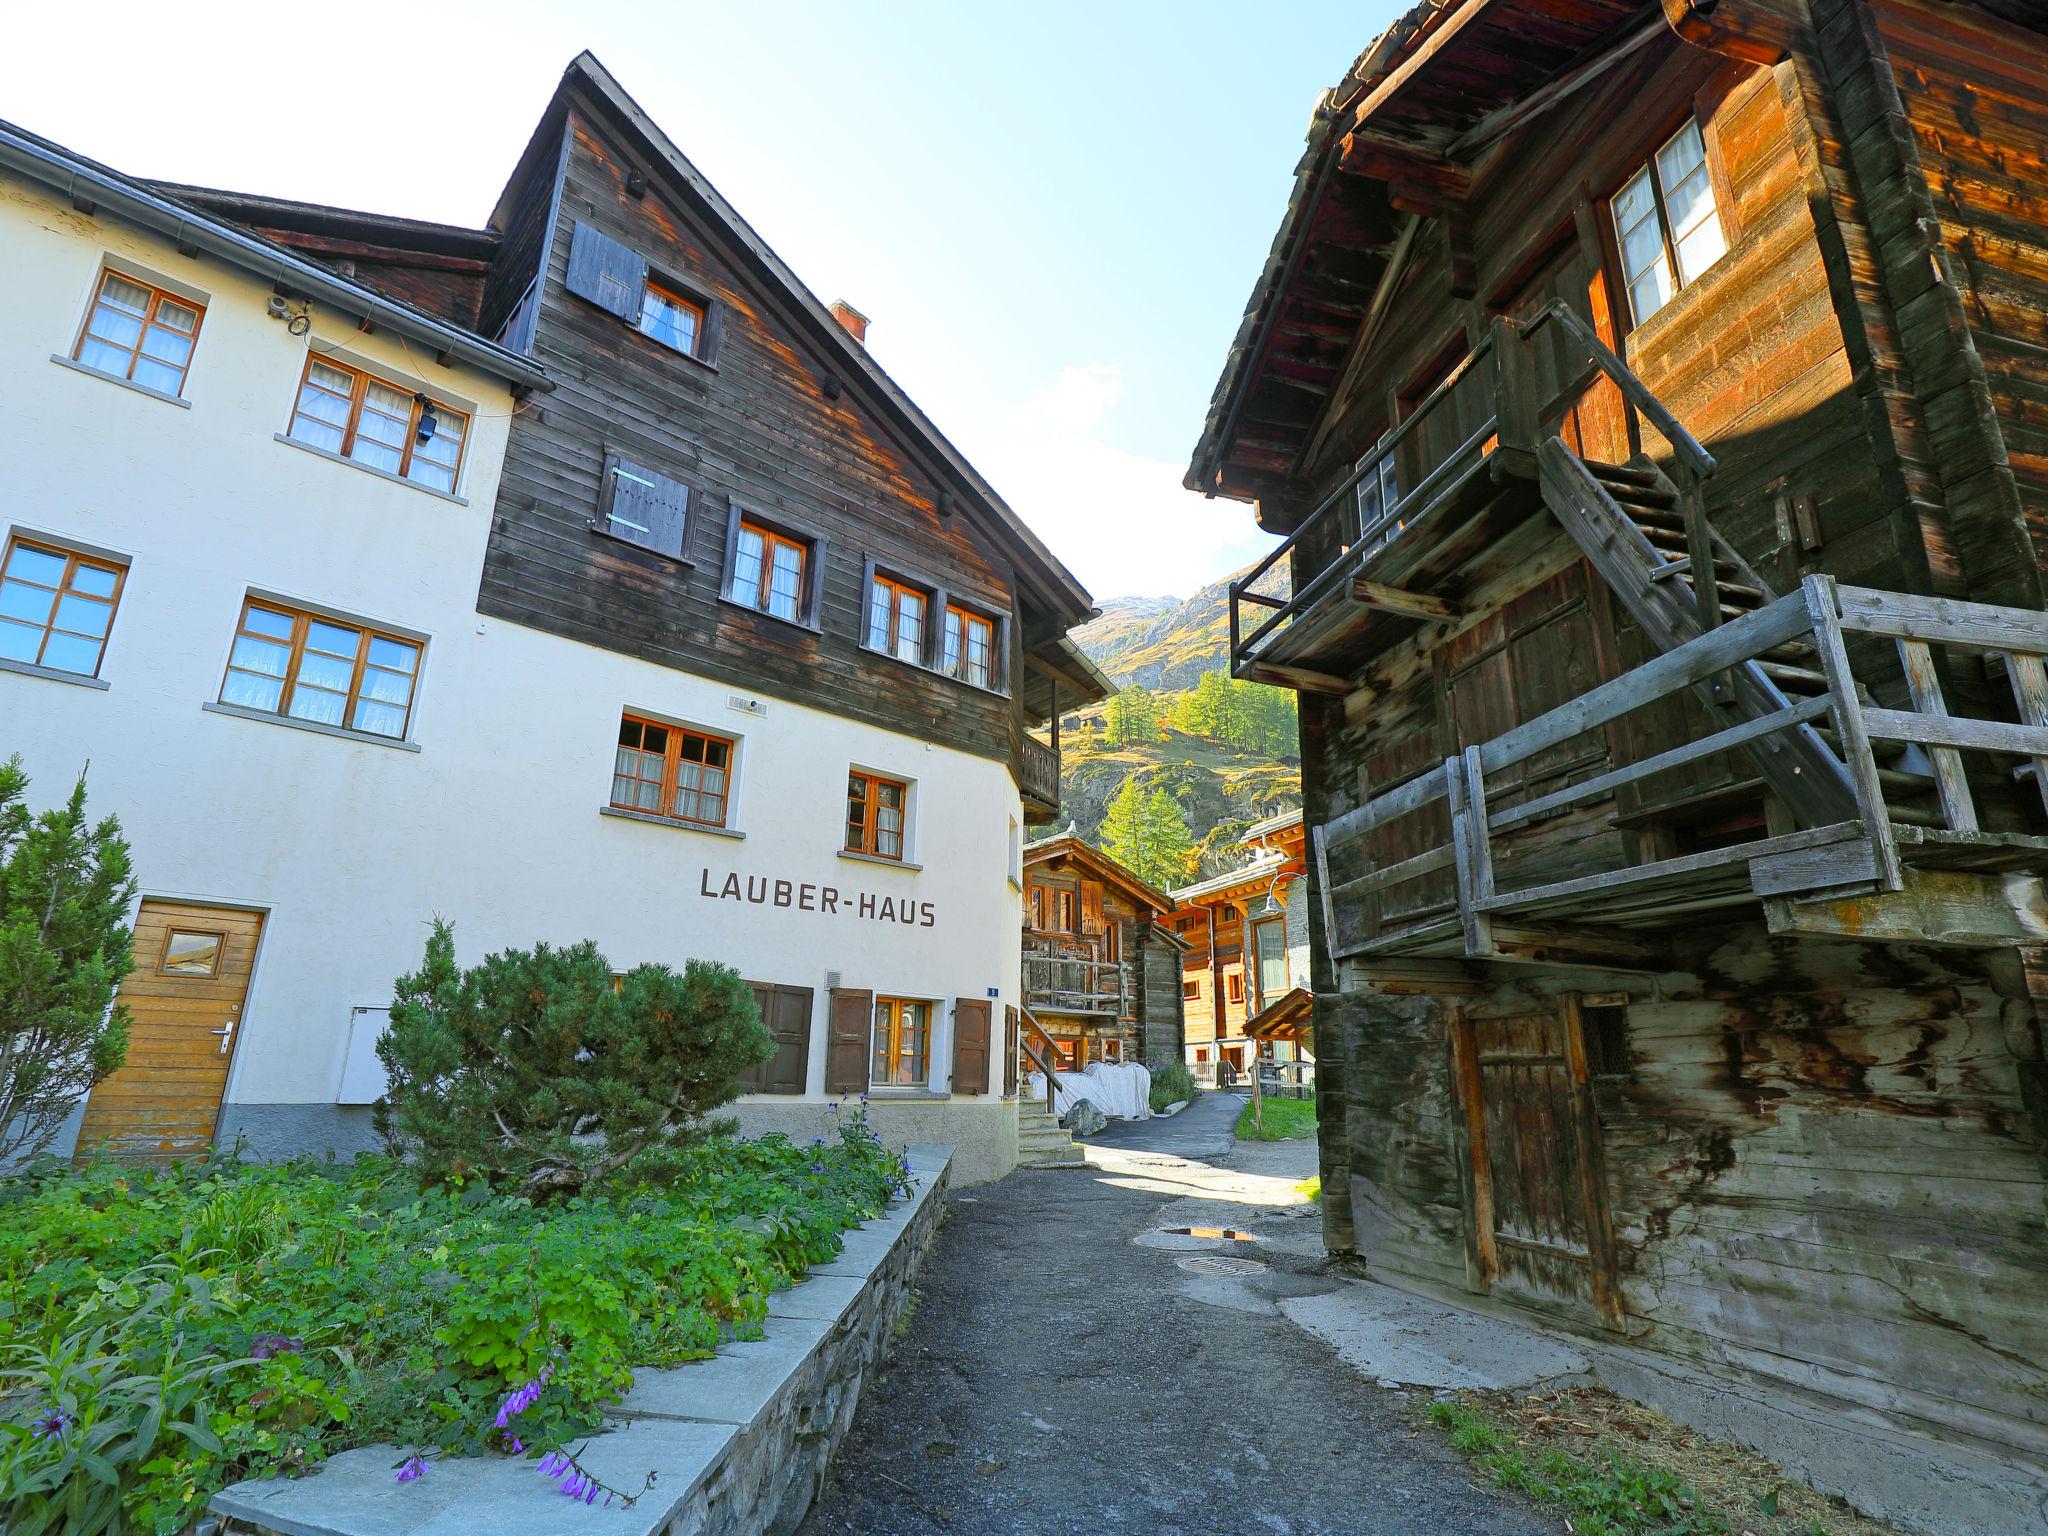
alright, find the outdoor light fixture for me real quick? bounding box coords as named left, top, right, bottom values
left=414, top=394, right=438, bottom=445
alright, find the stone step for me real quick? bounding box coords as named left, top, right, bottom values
left=1020, top=1131, right=1077, bottom=1151
left=1017, top=1144, right=1085, bottom=1168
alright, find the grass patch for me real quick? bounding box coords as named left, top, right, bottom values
left=1294, top=1175, right=1321, bottom=1202
left=0, top=1125, right=906, bottom=1533
left=1421, top=1388, right=1901, bottom=1536
left=1235, top=1096, right=1317, bottom=1141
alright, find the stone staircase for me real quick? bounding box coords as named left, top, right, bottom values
left=1016, top=1100, right=1083, bottom=1169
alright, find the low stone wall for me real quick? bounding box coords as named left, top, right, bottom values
left=211, top=1143, right=952, bottom=1536
left=728, top=1098, right=1017, bottom=1185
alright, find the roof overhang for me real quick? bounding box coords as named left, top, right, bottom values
left=1187, top=0, right=1666, bottom=512
left=1246, top=987, right=1315, bottom=1042
left=1021, top=834, right=1177, bottom=915
left=0, top=121, right=550, bottom=394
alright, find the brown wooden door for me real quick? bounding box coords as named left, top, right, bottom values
left=1451, top=998, right=1622, bottom=1329
left=76, top=901, right=264, bottom=1165
left=1507, top=238, right=1630, bottom=465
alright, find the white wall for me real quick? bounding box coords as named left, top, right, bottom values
left=1, top=179, right=1025, bottom=1148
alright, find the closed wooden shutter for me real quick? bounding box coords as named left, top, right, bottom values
left=738, top=981, right=812, bottom=1095
left=1082, top=881, right=1105, bottom=936
left=565, top=221, right=647, bottom=320
left=597, top=455, right=690, bottom=558
left=952, top=998, right=991, bottom=1096
left=1004, top=1005, right=1019, bottom=1096
left=826, top=987, right=873, bottom=1094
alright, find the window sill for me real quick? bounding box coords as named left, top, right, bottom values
left=50, top=354, right=191, bottom=408
left=271, top=434, right=468, bottom=506
left=587, top=521, right=694, bottom=566
left=716, top=592, right=824, bottom=635
left=600, top=805, right=745, bottom=839
left=857, top=640, right=1010, bottom=700
left=0, top=655, right=111, bottom=690
left=201, top=700, right=422, bottom=751
left=838, top=848, right=922, bottom=873
left=631, top=326, right=720, bottom=375
left=864, top=1088, right=948, bottom=1101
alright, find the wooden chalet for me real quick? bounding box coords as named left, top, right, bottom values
left=1193, top=0, right=2048, bottom=1476
left=1021, top=834, right=1186, bottom=1067
left=1167, top=810, right=1311, bottom=1081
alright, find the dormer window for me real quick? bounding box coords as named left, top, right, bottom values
left=1612, top=118, right=1728, bottom=327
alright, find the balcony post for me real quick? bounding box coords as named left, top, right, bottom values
left=1490, top=314, right=1538, bottom=474
left=1801, top=575, right=1902, bottom=891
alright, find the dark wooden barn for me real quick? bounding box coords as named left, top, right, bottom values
left=1192, top=0, right=2048, bottom=1478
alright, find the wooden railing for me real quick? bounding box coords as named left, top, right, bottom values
left=1017, top=733, right=1060, bottom=811
left=1018, top=1005, right=1060, bottom=1112
left=1229, top=328, right=1501, bottom=677
left=1311, top=576, right=2048, bottom=957
left=1021, top=946, right=1127, bottom=1016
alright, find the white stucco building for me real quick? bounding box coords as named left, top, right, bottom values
left=1, top=58, right=1103, bottom=1183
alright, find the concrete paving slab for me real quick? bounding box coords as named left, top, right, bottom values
left=766, top=1272, right=866, bottom=1321
left=620, top=1325, right=829, bottom=1428
left=407, top=1420, right=733, bottom=1536
left=1280, top=1282, right=1592, bottom=1391
left=212, top=1443, right=448, bottom=1536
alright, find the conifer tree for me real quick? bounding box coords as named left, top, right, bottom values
left=1098, top=777, right=1150, bottom=874
left=1139, top=788, right=1196, bottom=889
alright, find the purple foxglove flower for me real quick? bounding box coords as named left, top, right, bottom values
left=395, top=1456, right=427, bottom=1483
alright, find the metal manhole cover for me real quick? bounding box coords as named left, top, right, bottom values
left=1176, top=1254, right=1267, bottom=1277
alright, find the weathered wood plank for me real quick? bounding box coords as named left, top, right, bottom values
left=1835, top=585, right=2048, bottom=654
left=1893, top=637, right=1979, bottom=832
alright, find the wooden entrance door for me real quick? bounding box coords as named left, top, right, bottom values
left=75, top=901, right=264, bottom=1164
left=1450, top=997, right=1623, bottom=1329
left=1506, top=237, right=1630, bottom=465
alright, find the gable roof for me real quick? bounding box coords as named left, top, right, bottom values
left=1021, top=834, right=1177, bottom=917
left=517, top=52, right=1097, bottom=633
left=0, top=118, right=549, bottom=393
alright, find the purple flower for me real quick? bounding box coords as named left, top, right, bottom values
left=30, top=1408, right=72, bottom=1440
left=493, top=1373, right=547, bottom=1429
left=504, top=1435, right=525, bottom=1454
left=810, top=1162, right=826, bottom=1175
left=395, top=1455, right=428, bottom=1483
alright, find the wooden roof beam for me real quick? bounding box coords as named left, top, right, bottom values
left=1353, top=578, right=1464, bottom=623
left=1338, top=132, right=1471, bottom=214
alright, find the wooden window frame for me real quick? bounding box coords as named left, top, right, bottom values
left=1182, top=978, right=1200, bottom=1000
left=285, top=354, right=470, bottom=492
left=1226, top=971, right=1245, bottom=1006
left=610, top=712, right=736, bottom=828
left=216, top=596, right=424, bottom=740
left=1609, top=114, right=1729, bottom=331
left=720, top=501, right=824, bottom=630
left=1027, top=886, right=1047, bottom=930
left=845, top=768, right=910, bottom=860
left=72, top=267, right=206, bottom=396
left=870, top=995, right=932, bottom=1089
left=865, top=569, right=932, bottom=667
left=941, top=599, right=1003, bottom=693
left=1056, top=890, right=1078, bottom=934
left=636, top=276, right=706, bottom=358
left=158, top=927, right=227, bottom=978
left=1251, top=914, right=1289, bottom=1009
left=0, top=534, right=128, bottom=678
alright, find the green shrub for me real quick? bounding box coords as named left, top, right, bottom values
left=1147, top=1058, right=1198, bottom=1113
left=0, top=1113, right=908, bottom=1533
left=374, top=920, right=773, bottom=1196
left=0, top=757, right=137, bottom=1163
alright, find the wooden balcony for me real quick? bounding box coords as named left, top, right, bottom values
left=1314, top=578, right=2048, bottom=964
left=1022, top=937, right=1129, bottom=1017
left=1017, top=733, right=1060, bottom=822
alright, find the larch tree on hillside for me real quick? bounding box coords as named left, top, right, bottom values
left=1100, top=776, right=1196, bottom=890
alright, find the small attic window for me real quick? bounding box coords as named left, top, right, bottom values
left=565, top=221, right=723, bottom=367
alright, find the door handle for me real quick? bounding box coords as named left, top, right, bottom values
left=210, top=1019, right=236, bottom=1055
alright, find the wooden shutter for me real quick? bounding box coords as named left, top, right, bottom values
left=1082, top=881, right=1105, bottom=936
left=952, top=998, right=991, bottom=1096
left=739, top=982, right=812, bottom=1095
left=565, top=221, right=647, bottom=320
left=597, top=455, right=690, bottom=558
left=826, top=987, right=873, bottom=1094
left=1004, top=1005, right=1019, bottom=1096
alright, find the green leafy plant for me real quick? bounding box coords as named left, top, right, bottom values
left=1235, top=1096, right=1316, bottom=1141
left=374, top=920, right=774, bottom=1196
left=0, top=756, right=137, bottom=1163
left=1147, top=1058, right=1198, bottom=1113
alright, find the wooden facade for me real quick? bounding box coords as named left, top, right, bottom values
left=1021, top=836, right=1186, bottom=1066
left=1168, top=812, right=1311, bottom=1079
left=1193, top=0, right=2048, bottom=1470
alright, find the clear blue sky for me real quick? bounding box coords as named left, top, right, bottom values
left=3, top=0, right=1405, bottom=600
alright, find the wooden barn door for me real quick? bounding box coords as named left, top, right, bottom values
left=75, top=901, right=264, bottom=1165
left=1451, top=997, right=1623, bottom=1330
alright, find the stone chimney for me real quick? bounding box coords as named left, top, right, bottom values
left=829, top=300, right=870, bottom=346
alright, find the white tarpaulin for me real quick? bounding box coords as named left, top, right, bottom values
left=1025, top=1060, right=1152, bottom=1120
